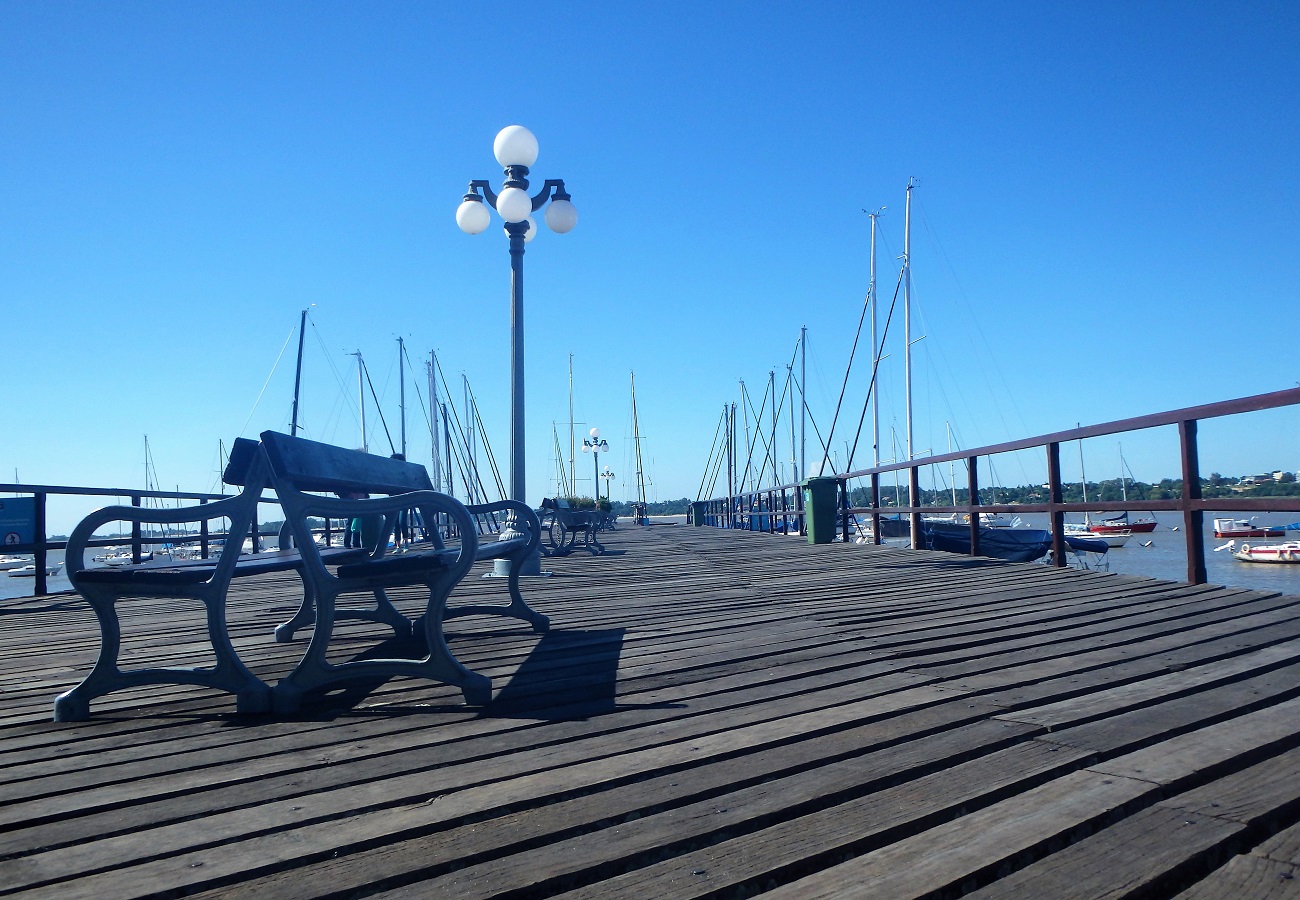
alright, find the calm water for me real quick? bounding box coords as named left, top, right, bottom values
left=3, top=512, right=1299, bottom=601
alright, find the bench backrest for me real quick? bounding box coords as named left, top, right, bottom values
left=259, top=431, right=435, bottom=495
left=223, top=437, right=263, bottom=487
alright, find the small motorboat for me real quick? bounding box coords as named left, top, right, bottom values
left=1230, top=540, right=1300, bottom=564
left=1213, top=517, right=1287, bottom=539
left=1063, top=522, right=1131, bottom=548
left=0, top=555, right=33, bottom=571
left=7, top=562, right=63, bottom=577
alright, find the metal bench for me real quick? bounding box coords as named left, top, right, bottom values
left=258, top=430, right=548, bottom=713
left=53, top=439, right=320, bottom=721
left=539, top=497, right=605, bottom=556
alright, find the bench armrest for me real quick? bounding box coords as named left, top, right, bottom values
left=284, top=490, right=481, bottom=576
left=65, top=491, right=262, bottom=584
left=464, top=499, right=542, bottom=556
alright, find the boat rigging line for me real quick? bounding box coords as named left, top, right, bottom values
left=696, top=405, right=730, bottom=502
left=844, top=266, right=907, bottom=472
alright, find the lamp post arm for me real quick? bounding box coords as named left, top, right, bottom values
left=531, top=179, right=570, bottom=212
left=468, top=179, right=499, bottom=208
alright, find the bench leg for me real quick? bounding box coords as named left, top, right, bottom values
left=55, top=586, right=272, bottom=722
left=273, top=574, right=491, bottom=712
left=275, top=586, right=412, bottom=643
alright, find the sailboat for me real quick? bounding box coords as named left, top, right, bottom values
left=1090, top=444, right=1157, bottom=534
left=1064, top=434, right=1130, bottom=547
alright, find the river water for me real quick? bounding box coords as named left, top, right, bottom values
left=3, top=512, right=1298, bottom=601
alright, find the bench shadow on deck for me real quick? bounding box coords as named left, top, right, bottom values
left=3, top=526, right=1300, bottom=898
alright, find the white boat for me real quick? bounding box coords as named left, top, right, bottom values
left=7, top=562, right=62, bottom=577
left=0, top=555, right=33, bottom=571
left=1230, top=540, right=1300, bottom=564
left=1063, top=522, right=1131, bottom=548
left=1213, top=517, right=1287, bottom=539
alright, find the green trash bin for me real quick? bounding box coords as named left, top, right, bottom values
left=802, top=476, right=840, bottom=544
left=691, top=501, right=708, bottom=527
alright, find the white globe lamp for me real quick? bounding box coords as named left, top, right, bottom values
left=456, top=198, right=490, bottom=234
left=495, top=186, right=532, bottom=223
left=544, top=198, right=578, bottom=233
left=493, top=125, right=539, bottom=168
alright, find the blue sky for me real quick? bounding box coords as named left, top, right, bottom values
left=3, top=2, right=1298, bottom=532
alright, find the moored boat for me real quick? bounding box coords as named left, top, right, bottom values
left=1064, top=522, right=1131, bottom=548
left=1231, top=540, right=1300, bottom=564
left=1213, top=517, right=1286, bottom=539
left=7, top=562, right=62, bottom=578
left=920, top=520, right=1053, bottom=563
left=1091, top=513, right=1156, bottom=534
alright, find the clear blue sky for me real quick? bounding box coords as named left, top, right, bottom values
left=3, top=1, right=1298, bottom=533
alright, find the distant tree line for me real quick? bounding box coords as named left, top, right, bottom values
left=851, top=472, right=1300, bottom=508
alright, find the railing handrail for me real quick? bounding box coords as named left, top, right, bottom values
left=0, top=483, right=230, bottom=501
left=708, top=386, right=1300, bottom=496
left=699, top=386, right=1300, bottom=584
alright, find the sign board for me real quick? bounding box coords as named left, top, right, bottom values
left=0, top=497, right=36, bottom=546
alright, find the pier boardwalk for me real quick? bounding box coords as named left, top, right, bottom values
left=3, top=527, right=1300, bottom=897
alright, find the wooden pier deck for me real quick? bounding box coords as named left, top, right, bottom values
left=4, top=526, right=1300, bottom=898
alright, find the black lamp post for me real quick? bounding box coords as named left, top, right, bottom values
left=600, top=464, right=615, bottom=502
left=581, top=428, right=608, bottom=502
left=456, top=126, right=576, bottom=574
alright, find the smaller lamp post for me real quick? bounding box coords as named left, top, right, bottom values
left=581, top=428, right=609, bottom=503
left=600, top=465, right=615, bottom=502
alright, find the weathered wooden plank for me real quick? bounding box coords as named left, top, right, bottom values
left=0, top=525, right=1297, bottom=900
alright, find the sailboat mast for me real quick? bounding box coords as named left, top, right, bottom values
left=442, top=402, right=454, bottom=499
left=947, top=422, right=957, bottom=508
left=769, top=370, right=777, bottom=489
left=787, top=364, right=797, bottom=485
left=1118, top=442, right=1128, bottom=502
left=395, top=337, right=406, bottom=457
left=631, top=371, right=647, bottom=511
left=903, top=180, right=915, bottom=469
left=568, top=355, right=576, bottom=499
left=800, top=326, right=807, bottom=479
left=740, top=381, right=752, bottom=492
left=350, top=350, right=366, bottom=452
left=429, top=353, right=441, bottom=491
left=290, top=307, right=308, bottom=436
left=1078, top=425, right=1090, bottom=525
left=464, top=374, right=475, bottom=503
left=868, top=211, right=881, bottom=467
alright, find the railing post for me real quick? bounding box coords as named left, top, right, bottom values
left=908, top=465, right=921, bottom=549
left=1180, top=419, right=1207, bottom=584
left=967, top=455, right=980, bottom=557
left=840, top=478, right=850, bottom=542
left=34, top=492, right=48, bottom=596
left=131, top=495, right=142, bottom=563
left=199, top=499, right=210, bottom=559
left=870, top=472, right=882, bottom=545
left=1047, top=443, right=1065, bottom=567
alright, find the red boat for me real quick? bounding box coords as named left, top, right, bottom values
left=1213, top=517, right=1286, bottom=539
left=1090, top=513, right=1157, bottom=535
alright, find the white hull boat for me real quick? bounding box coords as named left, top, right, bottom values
left=1230, top=540, right=1300, bottom=564
left=1064, top=523, right=1131, bottom=548
left=7, top=562, right=62, bottom=577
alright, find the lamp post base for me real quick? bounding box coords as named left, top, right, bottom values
left=487, top=552, right=549, bottom=578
